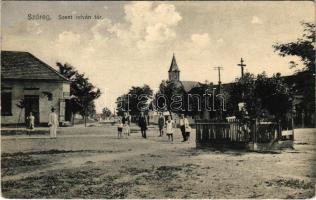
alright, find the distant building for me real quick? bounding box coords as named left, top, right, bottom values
left=168, top=54, right=201, bottom=92
left=1, top=51, right=72, bottom=126
left=149, top=54, right=214, bottom=124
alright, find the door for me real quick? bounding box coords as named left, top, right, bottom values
left=65, top=99, right=72, bottom=122
left=24, top=95, right=40, bottom=125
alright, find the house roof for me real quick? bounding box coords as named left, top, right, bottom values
left=180, top=81, right=200, bottom=92
left=182, top=81, right=233, bottom=93
left=168, top=54, right=180, bottom=72
left=1, top=51, right=69, bottom=82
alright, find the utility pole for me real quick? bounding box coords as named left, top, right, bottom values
left=213, top=66, right=224, bottom=92
left=214, top=66, right=224, bottom=120
left=237, top=58, right=246, bottom=78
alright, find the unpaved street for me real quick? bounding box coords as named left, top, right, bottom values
left=1, top=124, right=315, bottom=198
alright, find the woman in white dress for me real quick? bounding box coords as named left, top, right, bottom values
left=165, top=116, right=175, bottom=142
left=48, top=107, right=58, bottom=138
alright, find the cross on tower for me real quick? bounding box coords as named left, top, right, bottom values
left=237, top=58, right=246, bottom=78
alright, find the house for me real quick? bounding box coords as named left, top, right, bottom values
left=1, top=51, right=72, bottom=126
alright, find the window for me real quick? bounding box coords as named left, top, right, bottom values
left=1, top=92, right=12, bottom=116
left=63, top=92, right=70, bottom=98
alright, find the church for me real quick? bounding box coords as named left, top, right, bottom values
left=149, top=54, right=212, bottom=123
left=167, top=54, right=202, bottom=92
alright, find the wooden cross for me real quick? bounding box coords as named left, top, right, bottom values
left=237, top=58, right=246, bottom=78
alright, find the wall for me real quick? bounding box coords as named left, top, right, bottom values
left=1, top=80, right=70, bottom=125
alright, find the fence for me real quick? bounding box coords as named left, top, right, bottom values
left=196, top=118, right=293, bottom=148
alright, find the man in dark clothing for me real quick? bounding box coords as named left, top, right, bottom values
left=138, top=112, right=148, bottom=138
left=158, top=113, right=165, bottom=137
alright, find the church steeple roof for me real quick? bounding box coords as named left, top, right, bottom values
left=168, top=53, right=180, bottom=72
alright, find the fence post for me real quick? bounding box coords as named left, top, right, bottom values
left=291, top=114, right=295, bottom=141
left=196, top=121, right=198, bottom=147
left=253, top=119, right=257, bottom=150
left=278, top=119, right=282, bottom=140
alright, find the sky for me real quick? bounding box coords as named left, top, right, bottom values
left=1, top=1, right=315, bottom=112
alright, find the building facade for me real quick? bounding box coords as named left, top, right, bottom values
left=1, top=51, right=71, bottom=126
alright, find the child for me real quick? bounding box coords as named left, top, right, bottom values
left=165, top=116, right=174, bottom=142
left=117, top=119, right=123, bottom=138
left=26, top=112, right=35, bottom=135
left=123, top=123, right=129, bottom=138
left=122, top=112, right=131, bottom=136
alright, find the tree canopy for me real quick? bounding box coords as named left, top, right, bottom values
left=273, top=22, right=315, bottom=73
left=57, top=62, right=101, bottom=125
left=101, top=107, right=112, bottom=119
left=228, top=72, right=292, bottom=121
left=116, top=84, right=153, bottom=117
left=273, top=22, right=315, bottom=126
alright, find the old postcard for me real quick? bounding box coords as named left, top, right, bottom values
left=1, top=1, right=315, bottom=199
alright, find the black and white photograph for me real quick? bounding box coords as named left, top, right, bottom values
left=1, top=1, right=315, bottom=199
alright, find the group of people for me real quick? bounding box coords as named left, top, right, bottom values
left=159, top=113, right=191, bottom=142
left=118, top=112, right=192, bottom=143
left=27, top=108, right=192, bottom=143
left=26, top=107, right=58, bottom=138
left=117, top=112, right=131, bottom=138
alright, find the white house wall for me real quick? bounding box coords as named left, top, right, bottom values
left=1, top=80, right=70, bottom=124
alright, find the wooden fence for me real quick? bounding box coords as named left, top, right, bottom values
left=196, top=118, right=293, bottom=148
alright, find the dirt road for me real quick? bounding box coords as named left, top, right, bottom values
left=1, top=125, right=315, bottom=198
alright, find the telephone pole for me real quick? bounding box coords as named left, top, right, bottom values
left=213, top=66, right=224, bottom=92
left=237, top=58, right=246, bottom=78
left=214, top=66, right=224, bottom=120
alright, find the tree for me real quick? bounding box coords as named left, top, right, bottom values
left=57, top=62, right=101, bottom=127
left=155, top=80, right=185, bottom=117
left=16, top=98, right=25, bottom=129
left=116, top=94, right=129, bottom=117
left=228, top=73, right=257, bottom=120
left=184, top=82, right=220, bottom=119
left=228, top=72, right=292, bottom=122
left=116, top=85, right=153, bottom=117
left=273, top=22, right=315, bottom=126
left=255, top=73, right=293, bottom=120
left=101, top=107, right=112, bottom=119
left=273, top=22, right=315, bottom=73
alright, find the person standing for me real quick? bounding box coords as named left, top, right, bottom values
left=158, top=112, right=165, bottom=137
left=165, top=116, right=175, bottom=142
left=185, top=123, right=192, bottom=142
left=138, top=112, right=147, bottom=139
left=122, top=112, right=131, bottom=136
left=179, top=114, right=189, bottom=142
left=26, top=112, right=35, bottom=135
left=117, top=119, right=123, bottom=138
left=48, top=107, right=58, bottom=139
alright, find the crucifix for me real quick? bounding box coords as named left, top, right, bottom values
left=237, top=58, right=246, bottom=78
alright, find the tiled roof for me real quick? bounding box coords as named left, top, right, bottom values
left=1, top=51, right=69, bottom=82
left=181, top=81, right=200, bottom=92
left=168, top=54, right=180, bottom=72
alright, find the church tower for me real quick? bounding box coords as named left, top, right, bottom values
left=168, top=54, right=180, bottom=82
